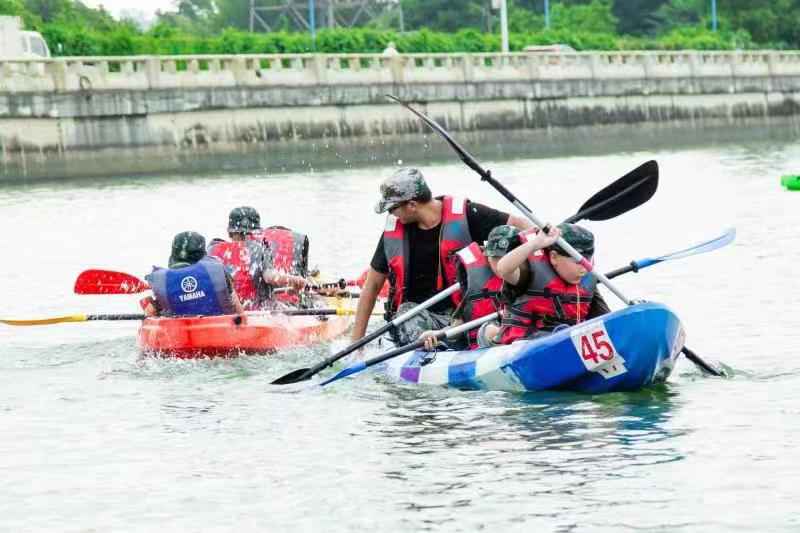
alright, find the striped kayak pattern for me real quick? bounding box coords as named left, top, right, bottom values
left=384, top=303, right=684, bottom=393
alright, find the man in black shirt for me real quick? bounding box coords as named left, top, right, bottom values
left=351, top=167, right=532, bottom=345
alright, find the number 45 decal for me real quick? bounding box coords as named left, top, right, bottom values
left=569, top=322, right=627, bottom=379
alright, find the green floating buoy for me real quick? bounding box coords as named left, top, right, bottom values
left=781, top=175, right=800, bottom=191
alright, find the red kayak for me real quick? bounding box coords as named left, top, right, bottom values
left=138, top=309, right=354, bottom=358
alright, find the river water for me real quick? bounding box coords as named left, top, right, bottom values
left=2, top=125, right=800, bottom=531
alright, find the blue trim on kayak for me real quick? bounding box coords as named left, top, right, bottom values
left=383, top=303, right=683, bottom=394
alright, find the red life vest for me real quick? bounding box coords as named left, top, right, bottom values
left=253, top=226, right=309, bottom=276
left=251, top=226, right=309, bottom=306
left=207, top=240, right=265, bottom=310
left=455, top=242, right=504, bottom=349
left=500, top=253, right=597, bottom=344
left=383, top=196, right=472, bottom=313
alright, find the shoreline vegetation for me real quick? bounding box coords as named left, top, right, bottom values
left=0, top=0, right=798, bottom=57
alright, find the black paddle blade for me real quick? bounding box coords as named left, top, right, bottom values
left=681, top=347, right=727, bottom=377
left=271, top=368, right=312, bottom=385
left=565, top=160, right=659, bottom=224
left=386, top=94, right=490, bottom=179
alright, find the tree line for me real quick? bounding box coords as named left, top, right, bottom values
left=0, top=0, right=798, bottom=56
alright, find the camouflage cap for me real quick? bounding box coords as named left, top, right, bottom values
left=374, top=167, right=432, bottom=214
left=241, top=206, right=261, bottom=230
left=227, top=206, right=260, bottom=233
left=551, top=223, right=595, bottom=257
left=485, top=225, right=521, bottom=257
left=169, top=231, right=207, bottom=268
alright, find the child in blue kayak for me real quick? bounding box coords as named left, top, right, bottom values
left=419, top=224, right=521, bottom=351
left=493, top=222, right=609, bottom=344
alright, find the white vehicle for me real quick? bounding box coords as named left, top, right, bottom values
left=0, top=16, right=51, bottom=59
left=524, top=44, right=577, bottom=53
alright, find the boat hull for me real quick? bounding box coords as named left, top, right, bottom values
left=384, top=303, right=684, bottom=393
left=138, top=299, right=355, bottom=358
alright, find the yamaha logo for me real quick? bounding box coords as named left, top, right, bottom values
left=181, top=276, right=198, bottom=293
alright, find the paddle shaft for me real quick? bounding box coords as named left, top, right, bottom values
left=88, top=314, right=146, bottom=321
left=489, top=178, right=632, bottom=305
left=272, top=283, right=461, bottom=384
left=321, top=312, right=499, bottom=386
left=605, top=262, right=640, bottom=279
left=605, top=229, right=736, bottom=280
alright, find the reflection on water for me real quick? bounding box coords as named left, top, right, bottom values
left=353, top=385, right=686, bottom=531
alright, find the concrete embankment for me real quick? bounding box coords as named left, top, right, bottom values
left=1, top=50, right=799, bottom=180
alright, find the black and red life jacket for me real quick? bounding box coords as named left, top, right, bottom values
left=383, top=196, right=472, bottom=314
left=207, top=240, right=267, bottom=310
left=253, top=226, right=309, bottom=277
left=454, top=242, right=504, bottom=349
left=499, top=252, right=597, bottom=344
left=252, top=226, right=309, bottom=306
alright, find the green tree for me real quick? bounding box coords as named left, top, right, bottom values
left=550, top=0, right=617, bottom=33
left=400, top=0, right=488, bottom=32
left=612, top=0, right=669, bottom=35
left=0, top=0, right=42, bottom=28
left=213, top=0, right=250, bottom=31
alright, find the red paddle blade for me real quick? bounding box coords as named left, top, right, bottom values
left=74, top=269, right=149, bottom=295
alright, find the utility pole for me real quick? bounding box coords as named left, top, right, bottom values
left=250, top=0, right=255, bottom=31
left=309, top=0, right=316, bottom=44
left=500, top=0, right=508, bottom=53
left=711, top=0, right=718, bottom=31
left=544, top=0, right=550, bottom=29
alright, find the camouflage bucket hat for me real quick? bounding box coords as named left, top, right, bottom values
left=552, top=223, right=595, bottom=257
left=169, top=231, right=207, bottom=268
left=228, top=206, right=259, bottom=233
left=485, top=225, right=521, bottom=257
left=374, top=167, right=431, bottom=214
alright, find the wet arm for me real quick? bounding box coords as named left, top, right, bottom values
left=495, top=239, right=536, bottom=284
left=263, top=269, right=307, bottom=290
left=506, top=214, right=534, bottom=232
left=351, top=268, right=387, bottom=342
left=496, top=228, right=559, bottom=283
left=231, top=291, right=246, bottom=315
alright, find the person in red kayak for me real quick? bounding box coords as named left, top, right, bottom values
left=493, top=222, right=610, bottom=343
left=351, top=167, right=532, bottom=346
left=246, top=209, right=315, bottom=306
left=208, top=207, right=310, bottom=310
left=142, top=231, right=245, bottom=317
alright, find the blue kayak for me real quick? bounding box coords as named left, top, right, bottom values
left=383, top=303, right=684, bottom=394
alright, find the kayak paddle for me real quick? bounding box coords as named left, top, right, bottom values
left=605, top=228, right=736, bottom=279
left=1, top=307, right=377, bottom=327
left=563, top=160, right=659, bottom=224
left=74, top=269, right=149, bottom=295
left=1, top=314, right=146, bottom=326
left=390, top=94, right=727, bottom=378
left=320, top=313, right=500, bottom=387
left=270, top=283, right=462, bottom=385
left=76, top=269, right=363, bottom=298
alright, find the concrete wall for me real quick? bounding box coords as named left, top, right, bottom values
left=1, top=50, right=800, bottom=179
